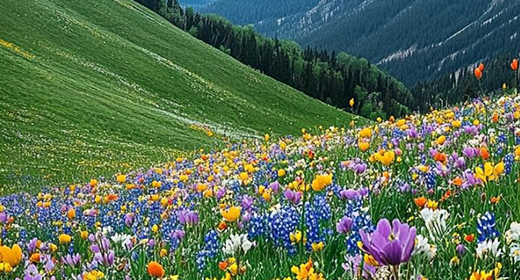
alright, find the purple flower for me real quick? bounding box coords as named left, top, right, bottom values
left=284, top=189, right=302, bottom=205
left=336, top=217, right=353, bottom=234
left=463, top=147, right=476, bottom=158
left=269, top=181, right=280, bottom=193
left=124, top=213, right=135, bottom=227
left=456, top=244, right=465, bottom=256
left=178, top=210, right=199, bottom=225
left=23, top=264, right=43, bottom=280
left=241, top=195, right=254, bottom=211
left=360, top=219, right=416, bottom=266
left=340, top=189, right=358, bottom=200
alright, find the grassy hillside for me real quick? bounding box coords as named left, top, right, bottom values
left=0, top=0, right=358, bottom=193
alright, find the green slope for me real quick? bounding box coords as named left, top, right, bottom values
left=0, top=0, right=358, bottom=193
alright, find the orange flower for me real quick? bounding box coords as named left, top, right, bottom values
left=452, top=177, right=463, bottom=187
left=147, top=261, right=165, bottom=278
left=29, top=252, right=40, bottom=263
left=414, top=197, right=427, bottom=208
left=492, top=113, right=498, bottom=123
left=474, top=67, right=482, bottom=80
left=219, top=261, right=228, bottom=270
left=490, top=196, right=501, bottom=204
left=218, top=221, right=228, bottom=231
left=67, top=208, right=76, bottom=220
left=512, top=59, right=519, bottom=71
left=433, top=152, right=447, bottom=163
left=465, top=234, right=475, bottom=243
left=479, top=63, right=485, bottom=72
left=480, top=147, right=490, bottom=160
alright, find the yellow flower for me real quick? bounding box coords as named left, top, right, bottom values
left=83, top=270, right=105, bottom=280
left=377, top=151, right=395, bottom=166
left=364, top=254, right=379, bottom=267
left=290, top=230, right=302, bottom=243
left=221, top=206, right=241, bottom=223
left=311, top=174, right=332, bottom=192
left=358, top=141, right=370, bottom=152
left=349, top=98, right=355, bottom=107
left=81, top=231, right=89, bottom=240
left=278, top=169, right=286, bottom=177
left=239, top=172, right=249, bottom=182
left=359, top=127, right=372, bottom=138
left=116, top=174, right=126, bottom=184
left=229, top=262, right=238, bottom=276
left=59, top=234, right=72, bottom=244
left=0, top=244, right=22, bottom=268
left=311, top=242, right=323, bottom=252
left=436, top=135, right=446, bottom=145
left=475, top=162, right=504, bottom=183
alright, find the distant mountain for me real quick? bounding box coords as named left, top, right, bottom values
left=202, top=0, right=520, bottom=86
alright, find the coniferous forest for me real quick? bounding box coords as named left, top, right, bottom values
left=137, top=0, right=520, bottom=117
left=136, top=0, right=412, bottom=119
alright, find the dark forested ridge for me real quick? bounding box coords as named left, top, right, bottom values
left=202, top=0, right=520, bottom=87
left=412, top=53, right=520, bottom=112
left=135, top=0, right=413, bottom=119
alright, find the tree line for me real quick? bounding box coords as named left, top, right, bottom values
left=135, top=0, right=413, bottom=119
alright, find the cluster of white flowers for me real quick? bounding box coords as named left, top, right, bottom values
left=506, top=222, right=520, bottom=263
left=223, top=234, right=253, bottom=256
left=413, top=234, right=436, bottom=260
left=420, top=208, right=450, bottom=241
left=476, top=238, right=502, bottom=259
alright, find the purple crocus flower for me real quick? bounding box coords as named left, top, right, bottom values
left=284, top=189, right=302, bottom=205
left=462, top=147, right=476, bottom=158
left=360, top=219, right=416, bottom=266
left=241, top=195, right=254, bottom=211
left=336, top=217, right=353, bottom=234
left=22, top=264, right=43, bottom=280
left=178, top=210, right=199, bottom=225
left=269, top=181, right=280, bottom=193
left=124, top=213, right=134, bottom=227
left=340, top=189, right=358, bottom=200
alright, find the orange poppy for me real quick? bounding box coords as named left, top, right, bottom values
left=478, top=63, right=485, bottom=71
left=474, top=68, right=482, bottom=80
left=147, top=261, right=165, bottom=278
left=434, top=152, right=447, bottom=163
left=512, top=59, right=519, bottom=71
left=414, top=196, right=427, bottom=208
left=480, top=147, right=490, bottom=160
left=452, top=177, right=463, bottom=187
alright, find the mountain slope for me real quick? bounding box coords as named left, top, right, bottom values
left=0, top=0, right=356, bottom=192
left=202, top=0, right=520, bottom=86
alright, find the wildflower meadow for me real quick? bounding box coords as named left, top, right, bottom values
left=2, top=85, right=520, bottom=279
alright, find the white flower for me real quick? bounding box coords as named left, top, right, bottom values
left=413, top=234, right=436, bottom=260
left=505, top=222, right=520, bottom=244
left=420, top=208, right=450, bottom=241
left=102, top=226, right=113, bottom=235
left=476, top=238, right=502, bottom=259
left=510, top=244, right=520, bottom=263
left=111, top=233, right=132, bottom=244
left=223, top=234, right=253, bottom=256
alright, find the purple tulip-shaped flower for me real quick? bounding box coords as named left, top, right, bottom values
left=284, top=189, right=302, bottom=205
left=360, top=219, right=416, bottom=266
left=336, top=217, right=353, bottom=234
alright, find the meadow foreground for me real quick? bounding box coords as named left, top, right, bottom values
left=1, top=94, right=520, bottom=279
